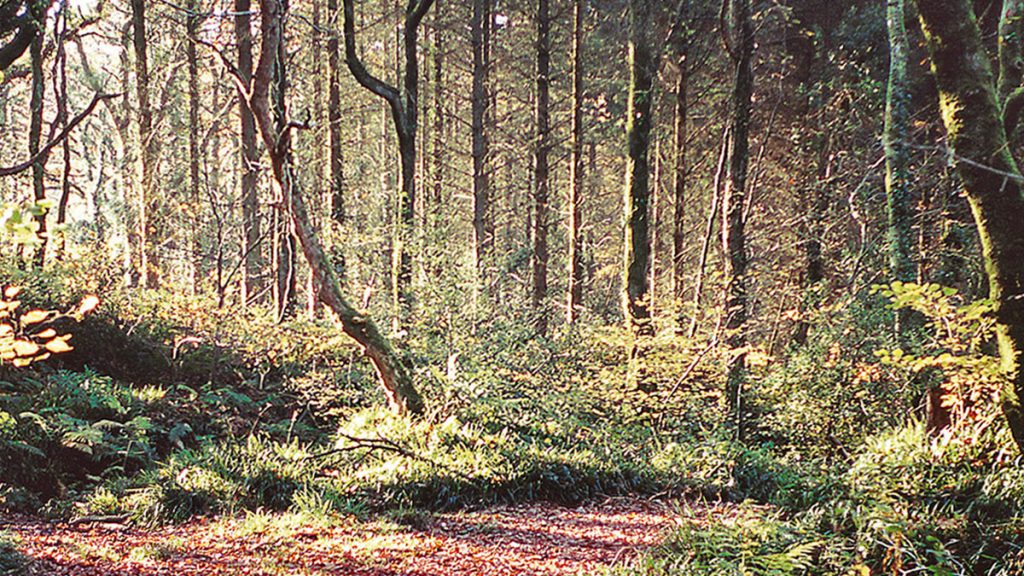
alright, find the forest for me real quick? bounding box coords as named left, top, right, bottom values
left=1, top=0, right=1024, bottom=573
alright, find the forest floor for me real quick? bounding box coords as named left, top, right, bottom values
left=3, top=497, right=683, bottom=575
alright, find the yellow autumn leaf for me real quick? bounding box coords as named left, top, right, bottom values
left=13, top=340, right=39, bottom=357
left=3, top=286, right=20, bottom=299
left=77, top=295, right=100, bottom=316
left=44, top=337, right=73, bottom=354
left=35, top=328, right=57, bottom=339
left=0, top=323, right=12, bottom=336
left=11, top=357, right=32, bottom=367
left=21, top=310, right=49, bottom=325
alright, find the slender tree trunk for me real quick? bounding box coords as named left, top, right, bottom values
left=917, top=0, right=1024, bottom=453
left=884, top=0, right=915, bottom=285
left=432, top=1, right=444, bottom=212
left=623, top=0, right=655, bottom=335
left=689, top=128, right=728, bottom=339
left=252, top=0, right=424, bottom=415
left=567, top=0, right=585, bottom=324
left=341, top=0, right=434, bottom=331
left=28, top=3, right=46, bottom=266
left=55, top=8, right=71, bottom=259
left=328, top=0, right=345, bottom=237
left=131, top=0, right=158, bottom=288
left=273, top=11, right=296, bottom=322
left=237, top=0, right=263, bottom=306
left=187, top=1, right=202, bottom=294
left=532, top=0, right=551, bottom=335
left=650, top=140, right=661, bottom=316
left=723, top=0, right=753, bottom=437
left=671, top=53, right=687, bottom=325
left=471, top=0, right=491, bottom=286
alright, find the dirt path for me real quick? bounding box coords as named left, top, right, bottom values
left=3, top=498, right=678, bottom=575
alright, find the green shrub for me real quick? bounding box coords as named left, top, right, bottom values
left=614, top=505, right=821, bottom=576
left=0, top=531, right=23, bottom=574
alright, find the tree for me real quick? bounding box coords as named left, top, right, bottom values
left=917, top=0, right=1024, bottom=453
left=883, top=0, right=915, bottom=287
left=471, top=0, right=492, bottom=288
left=623, top=0, right=656, bottom=336
left=566, top=0, right=585, bottom=324
left=532, top=0, right=551, bottom=334
left=27, top=0, right=46, bottom=265
left=131, top=0, right=159, bottom=288
left=723, top=0, right=753, bottom=435
left=341, top=0, right=436, bottom=330
left=187, top=0, right=203, bottom=294
left=237, top=0, right=264, bottom=306
left=328, top=0, right=346, bottom=235
left=250, top=0, right=425, bottom=415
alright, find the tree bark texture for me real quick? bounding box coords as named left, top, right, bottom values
left=917, top=0, right=1024, bottom=453
left=884, top=0, right=915, bottom=284
left=623, top=0, right=655, bottom=335
left=532, top=0, right=551, bottom=335
left=723, top=0, right=753, bottom=434
left=567, top=0, right=585, bottom=324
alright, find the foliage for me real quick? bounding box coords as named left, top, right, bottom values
left=0, top=285, right=97, bottom=367
left=0, top=531, right=23, bottom=575
left=750, top=292, right=914, bottom=457
left=874, top=281, right=1003, bottom=430
left=612, top=505, right=821, bottom=576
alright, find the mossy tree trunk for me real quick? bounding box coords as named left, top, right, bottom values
left=884, top=0, right=916, bottom=287
left=251, top=0, right=424, bottom=416
left=917, top=0, right=1024, bottom=453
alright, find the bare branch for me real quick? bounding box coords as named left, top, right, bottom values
left=0, top=92, right=120, bottom=177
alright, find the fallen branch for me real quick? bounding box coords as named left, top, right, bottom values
left=68, top=514, right=130, bottom=526
left=308, top=431, right=477, bottom=482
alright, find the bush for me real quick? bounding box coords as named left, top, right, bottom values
left=0, top=531, right=23, bottom=574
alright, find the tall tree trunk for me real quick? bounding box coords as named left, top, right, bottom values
left=532, top=0, right=551, bottom=335
left=131, top=0, right=158, bottom=288
left=884, top=0, right=915, bottom=285
left=471, top=0, right=491, bottom=287
left=28, top=2, right=46, bottom=266
left=723, top=0, right=753, bottom=437
left=237, top=0, right=263, bottom=306
left=252, top=0, right=424, bottom=415
left=623, top=0, right=655, bottom=336
left=432, top=1, right=444, bottom=213
left=273, top=9, right=297, bottom=322
left=187, top=1, right=202, bottom=294
left=567, top=0, right=585, bottom=324
left=917, top=0, right=1024, bottom=453
left=342, top=0, right=434, bottom=331
left=328, top=0, right=345, bottom=236
left=671, top=51, right=687, bottom=325
left=55, top=7, right=72, bottom=259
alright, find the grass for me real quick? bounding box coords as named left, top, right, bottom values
left=127, top=537, right=184, bottom=562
